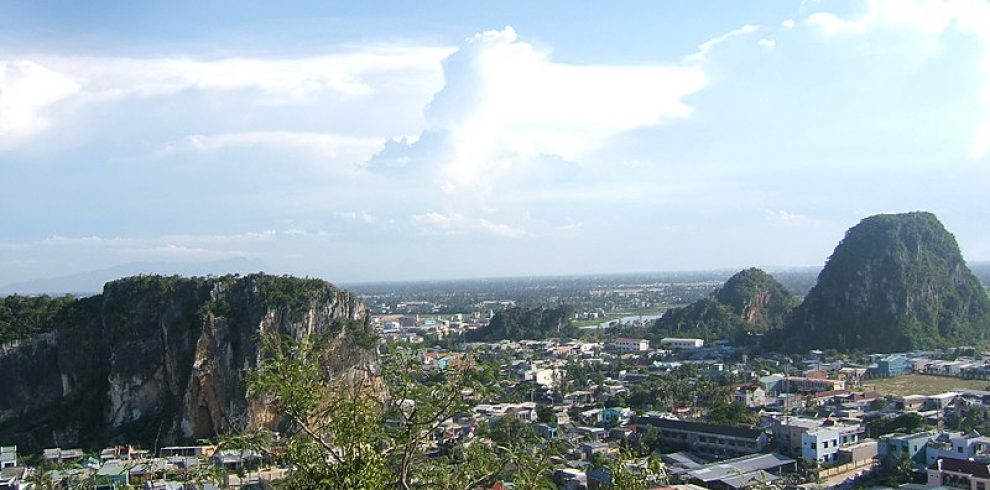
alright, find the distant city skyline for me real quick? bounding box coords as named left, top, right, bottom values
left=2, top=0, right=989, bottom=287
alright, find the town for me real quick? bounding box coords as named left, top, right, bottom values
left=6, top=305, right=990, bottom=490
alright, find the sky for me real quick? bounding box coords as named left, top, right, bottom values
left=2, top=0, right=990, bottom=287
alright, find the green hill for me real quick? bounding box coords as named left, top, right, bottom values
left=767, top=212, right=990, bottom=353
left=653, top=268, right=797, bottom=342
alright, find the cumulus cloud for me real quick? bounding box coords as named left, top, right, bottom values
left=758, top=39, right=777, bottom=49
left=0, top=60, right=80, bottom=147
left=36, top=46, right=451, bottom=100
left=415, top=26, right=707, bottom=194
left=0, top=45, right=450, bottom=150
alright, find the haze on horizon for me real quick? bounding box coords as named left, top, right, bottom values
left=2, top=0, right=989, bottom=288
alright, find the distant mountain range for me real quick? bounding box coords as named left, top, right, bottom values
left=0, top=257, right=265, bottom=296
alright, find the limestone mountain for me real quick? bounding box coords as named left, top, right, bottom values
left=0, top=273, right=371, bottom=450
left=653, top=268, right=797, bottom=342
left=768, top=212, right=990, bottom=353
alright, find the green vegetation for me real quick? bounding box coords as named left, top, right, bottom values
left=652, top=268, right=796, bottom=343
left=465, top=305, right=576, bottom=341
left=239, top=332, right=568, bottom=489
left=0, top=294, right=83, bottom=344
left=714, top=268, right=798, bottom=330
left=768, top=212, right=990, bottom=353
left=706, top=400, right=757, bottom=426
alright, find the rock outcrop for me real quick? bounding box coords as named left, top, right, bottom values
left=768, top=212, right=990, bottom=353
left=653, top=268, right=796, bottom=342
left=0, top=274, right=370, bottom=450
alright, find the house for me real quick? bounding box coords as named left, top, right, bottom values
left=925, top=431, right=990, bottom=466
left=42, top=447, right=85, bottom=465
left=641, top=418, right=768, bottom=459
left=159, top=445, right=216, bottom=459
left=771, top=417, right=823, bottom=457
left=94, top=460, right=130, bottom=490
left=0, top=447, right=15, bottom=469
left=732, top=385, right=768, bottom=408
left=928, top=458, right=990, bottom=489
left=660, top=338, right=704, bottom=350
left=799, top=421, right=866, bottom=466
left=613, top=338, right=650, bottom=352
left=871, top=354, right=911, bottom=377
left=879, top=431, right=937, bottom=466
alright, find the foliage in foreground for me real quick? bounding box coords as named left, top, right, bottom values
left=238, top=333, right=609, bottom=489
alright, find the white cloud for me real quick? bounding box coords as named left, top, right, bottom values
left=765, top=209, right=813, bottom=227
left=685, top=24, right=760, bottom=63
left=758, top=39, right=777, bottom=49
left=0, top=60, right=80, bottom=147
left=335, top=210, right=377, bottom=224
left=423, top=26, right=708, bottom=194
left=173, top=131, right=386, bottom=173
left=124, top=244, right=247, bottom=260
left=0, top=45, right=450, bottom=150
left=781, top=19, right=796, bottom=30
left=37, top=45, right=451, bottom=100
left=412, top=211, right=526, bottom=237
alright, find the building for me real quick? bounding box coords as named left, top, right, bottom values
left=683, top=453, right=797, bottom=490
left=799, top=421, right=866, bottom=466
left=780, top=376, right=845, bottom=394
left=641, top=417, right=768, bottom=459
left=613, top=338, right=650, bottom=352
left=733, top=385, right=768, bottom=408
left=926, top=431, right=990, bottom=466
left=872, top=354, right=911, bottom=377
left=0, top=447, right=14, bottom=470
left=928, top=458, right=990, bottom=489
left=771, top=417, right=824, bottom=457
left=0, top=466, right=29, bottom=490
left=879, top=431, right=937, bottom=466
left=660, top=338, right=704, bottom=350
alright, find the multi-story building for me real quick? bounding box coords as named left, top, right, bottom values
left=800, top=422, right=866, bottom=466
left=771, top=417, right=825, bottom=457
left=0, top=447, right=15, bottom=469
left=660, top=338, right=704, bottom=350
left=928, top=458, right=990, bottom=490
left=641, top=417, right=768, bottom=459
left=926, top=431, right=990, bottom=466
left=613, top=338, right=649, bottom=352
left=871, top=354, right=911, bottom=377
left=879, top=431, right=937, bottom=466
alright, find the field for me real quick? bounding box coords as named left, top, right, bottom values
left=864, top=374, right=990, bottom=397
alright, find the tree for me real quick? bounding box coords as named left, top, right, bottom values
left=240, top=331, right=555, bottom=489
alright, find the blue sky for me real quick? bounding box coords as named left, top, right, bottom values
left=2, top=0, right=989, bottom=286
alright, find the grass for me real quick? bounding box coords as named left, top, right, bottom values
left=864, top=374, right=990, bottom=397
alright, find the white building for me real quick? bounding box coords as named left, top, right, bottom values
left=523, top=368, right=560, bottom=388
left=660, top=338, right=704, bottom=350
left=614, top=338, right=650, bottom=352
left=800, top=422, right=865, bottom=466
left=0, top=446, right=15, bottom=469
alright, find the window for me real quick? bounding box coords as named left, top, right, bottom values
left=811, top=443, right=817, bottom=449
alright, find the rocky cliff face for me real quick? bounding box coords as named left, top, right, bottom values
left=0, top=274, right=370, bottom=450
left=769, top=212, right=990, bottom=353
